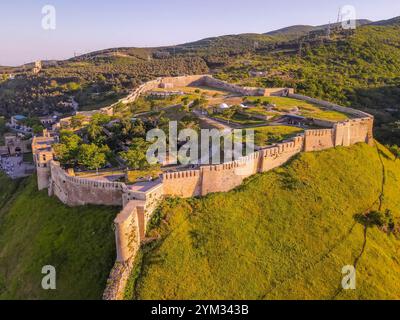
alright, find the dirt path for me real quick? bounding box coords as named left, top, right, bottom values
left=192, top=110, right=234, bottom=130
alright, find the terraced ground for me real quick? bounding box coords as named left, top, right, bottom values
left=243, top=96, right=350, bottom=121
left=125, top=143, right=400, bottom=300
left=252, top=125, right=304, bottom=146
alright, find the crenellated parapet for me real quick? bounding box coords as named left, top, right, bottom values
left=48, top=161, right=125, bottom=206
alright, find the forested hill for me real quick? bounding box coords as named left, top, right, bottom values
left=1, top=16, right=400, bottom=144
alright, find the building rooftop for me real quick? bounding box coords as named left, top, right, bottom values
left=13, top=115, right=27, bottom=121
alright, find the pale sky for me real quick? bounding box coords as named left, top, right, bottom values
left=1, top=0, right=399, bottom=66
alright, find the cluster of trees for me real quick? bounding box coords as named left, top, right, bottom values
left=119, top=138, right=152, bottom=170
left=0, top=116, right=6, bottom=143
left=53, top=130, right=111, bottom=172
left=389, top=144, right=400, bottom=160
left=22, top=117, right=44, bottom=134
left=355, top=209, right=399, bottom=238
left=0, top=55, right=208, bottom=119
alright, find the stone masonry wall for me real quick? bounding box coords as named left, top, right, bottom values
left=49, top=161, right=125, bottom=207
left=304, top=129, right=335, bottom=152
left=162, top=136, right=305, bottom=198
left=163, top=170, right=202, bottom=197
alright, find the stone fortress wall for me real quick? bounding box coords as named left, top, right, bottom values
left=48, top=161, right=125, bottom=206
left=32, top=74, right=374, bottom=300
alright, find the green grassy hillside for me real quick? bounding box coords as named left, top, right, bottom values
left=127, top=143, right=400, bottom=300
left=0, top=174, right=118, bottom=300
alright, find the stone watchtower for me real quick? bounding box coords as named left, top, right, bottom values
left=35, top=149, right=54, bottom=190
left=32, top=130, right=55, bottom=191
left=32, top=61, right=42, bottom=75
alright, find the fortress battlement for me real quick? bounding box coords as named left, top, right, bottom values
left=31, top=75, right=375, bottom=300
left=163, top=169, right=201, bottom=179
left=305, top=129, right=335, bottom=136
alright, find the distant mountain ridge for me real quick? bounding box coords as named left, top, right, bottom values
left=4, top=16, right=400, bottom=67
left=264, top=19, right=372, bottom=39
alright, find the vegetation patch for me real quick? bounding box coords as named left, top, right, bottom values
left=251, top=126, right=303, bottom=146
left=0, top=174, right=118, bottom=300
left=126, top=143, right=400, bottom=300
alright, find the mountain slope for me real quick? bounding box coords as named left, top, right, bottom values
left=370, top=16, right=400, bottom=26
left=264, top=20, right=371, bottom=39
left=127, top=143, right=400, bottom=300
left=0, top=175, right=118, bottom=300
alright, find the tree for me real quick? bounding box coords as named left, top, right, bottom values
left=78, top=143, right=109, bottom=173
left=86, top=121, right=103, bottom=142
left=389, top=144, right=400, bottom=161
left=119, top=138, right=150, bottom=170
left=91, top=113, right=111, bottom=125
left=222, top=108, right=236, bottom=124
left=24, top=117, right=37, bottom=128
left=70, top=114, right=86, bottom=129
left=32, top=124, right=45, bottom=135
left=0, top=116, right=6, bottom=136
left=66, top=82, right=81, bottom=92
left=179, top=115, right=200, bottom=132
left=192, top=97, right=209, bottom=110
left=132, top=119, right=146, bottom=138
left=86, top=113, right=112, bottom=142
left=181, top=96, right=189, bottom=106
left=53, top=131, right=82, bottom=166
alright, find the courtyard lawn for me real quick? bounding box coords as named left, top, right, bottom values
left=252, top=126, right=304, bottom=146
left=244, top=96, right=349, bottom=121
left=213, top=113, right=266, bottom=126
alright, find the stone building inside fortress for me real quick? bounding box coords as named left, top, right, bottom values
left=31, top=75, right=374, bottom=300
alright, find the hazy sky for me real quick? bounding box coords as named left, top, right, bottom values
left=1, top=0, right=399, bottom=66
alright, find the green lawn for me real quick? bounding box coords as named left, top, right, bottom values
left=0, top=174, right=119, bottom=300
left=127, top=168, right=162, bottom=184
left=245, top=96, right=349, bottom=121
left=127, top=143, right=400, bottom=300
left=213, top=112, right=266, bottom=126
left=252, top=125, right=304, bottom=146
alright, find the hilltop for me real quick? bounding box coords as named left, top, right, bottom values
left=264, top=20, right=371, bottom=39
left=126, top=143, right=400, bottom=300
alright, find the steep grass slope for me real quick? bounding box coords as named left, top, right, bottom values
left=128, top=143, right=400, bottom=300
left=0, top=175, right=118, bottom=300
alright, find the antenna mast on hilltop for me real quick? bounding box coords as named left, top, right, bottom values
left=298, top=40, right=303, bottom=59
left=337, top=7, right=342, bottom=24
left=327, top=21, right=331, bottom=38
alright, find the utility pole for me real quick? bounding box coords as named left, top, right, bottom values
left=327, top=21, right=331, bottom=39
left=298, top=40, right=303, bottom=59
left=337, top=7, right=341, bottom=24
